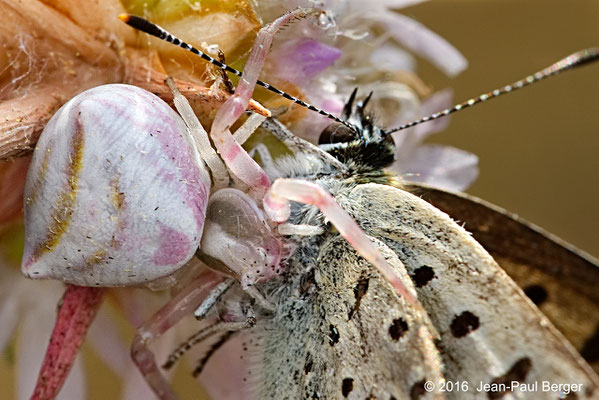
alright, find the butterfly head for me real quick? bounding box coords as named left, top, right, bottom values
left=318, top=89, right=395, bottom=172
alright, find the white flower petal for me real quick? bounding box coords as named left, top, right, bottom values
left=0, top=279, right=19, bottom=351
left=393, top=89, right=453, bottom=159
left=369, top=43, right=416, bottom=73
left=398, top=144, right=479, bottom=191
left=87, top=305, right=129, bottom=376
left=365, top=12, right=467, bottom=77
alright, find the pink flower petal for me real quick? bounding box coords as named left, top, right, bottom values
left=271, top=38, right=342, bottom=85
left=399, top=144, right=479, bottom=191
left=200, top=334, right=254, bottom=400
left=366, top=12, right=467, bottom=77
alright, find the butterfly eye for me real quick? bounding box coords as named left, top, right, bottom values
left=318, top=123, right=357, bottom=145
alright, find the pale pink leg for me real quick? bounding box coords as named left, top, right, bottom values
left=166, top=78, right=229, bottom=189
left=31, top=285, right=104, bottom=400
left=210, top=8, right=316, bottom=197
left=248, top=143, right=275, bottom=172
left=130, top=270, right=223, bottom=400
left=233, top=114, right=267, bottom=145
left=265, top=178, right=419, bottom=306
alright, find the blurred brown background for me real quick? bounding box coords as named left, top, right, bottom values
left=1, top=1, right=598, bottom=399
left=405, top=0, right=599, bottom=260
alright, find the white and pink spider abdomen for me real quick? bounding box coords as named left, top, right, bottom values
left=21, top=84, right=211, bottom=286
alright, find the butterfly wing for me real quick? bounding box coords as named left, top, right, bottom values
left=256, top=235, right=445, bottom=399
left=343, top=183, right=599, bottom=399
left=410, top=183, right=599, bottom=374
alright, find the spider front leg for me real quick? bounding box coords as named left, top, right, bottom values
left=31, top=286, right=104, bottom=400
left=130, top=270, right=223, bottom=400
left=210, top=8, right=319, bottom=197
left=162, top=304, right=256, bottom=371
left=265, top=178, right=419, bottom=306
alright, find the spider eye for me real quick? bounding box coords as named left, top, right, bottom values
left=318, top=123, right=356, bottom=145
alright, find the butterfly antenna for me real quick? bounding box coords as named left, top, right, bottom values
left=119, top=14, right=356, bottom=130
left=383, top=48, right=599, bottom=136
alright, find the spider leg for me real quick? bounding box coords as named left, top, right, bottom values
left=209, top=9, right=318, bottom=198
left=162, top=304, right=256, bottom=370
left=265, top=178, right=419, bottom=306
left=166, top=78, right=229, bottom=189
left=248, top=143, right=276, bottom=171
left=130, top=270, right=223, bottom=400
left=30, top=286, right=104, bottom=400
left=194, top=279, right=235, bottom=319
left=233, top=113, right=267, bottom=145
left=192, top=330, right=236, bottom=377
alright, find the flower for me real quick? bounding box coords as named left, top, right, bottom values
left=253, top=0, right=477, bottom=191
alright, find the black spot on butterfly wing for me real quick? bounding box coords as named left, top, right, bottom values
left=256, top=231, right=444, bottom=398
left=450, top=311, right=480, bottom=338
left=523, top=284, right=548, bottom=306
left=581, top=324, right=599, bottom=364
left=411, top=265, right=436, bottom=288
left=348, top=277, right=369, bottom=320
left=388, top=318, right=409, bottom=341
left=328, top=324, right=340, bottom=346
left=410, top=379, right=426, bottom=400
left=341, top=378, right=354, bottom=397
left=487, top=357, right=532, bottom=399
left=343, top=183, right=599, bottom=394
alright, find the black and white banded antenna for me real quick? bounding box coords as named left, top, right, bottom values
left=383, top=48, right=599, bottom=136
left=119, top=14, right=356, bottom=130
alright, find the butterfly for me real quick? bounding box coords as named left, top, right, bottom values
left=126, top=11, right=599, bottom=397
left=178, top=102, right=599, bottom=399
